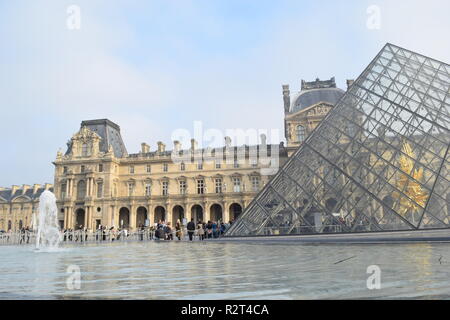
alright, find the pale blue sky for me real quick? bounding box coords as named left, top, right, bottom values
left=0, top=0, right=449, bottom=186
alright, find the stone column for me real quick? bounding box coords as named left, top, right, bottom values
left=148, top=205, right=153, bottom=225
left=64, top=207, right=69, bottom=228
left=85, top=206, right=90, bottom=230
left=90, top=178, right=95, bottom=197
left=204, top=203, right=211, bottom=222
left=223, top=203, right=230, bottom=223
left=185, top=204, right=192, bottom=222
left=109, top=205, right=114, bottom=227
left=67, top=179, right=73, bottom=198
left=130, top=205, right=136, bottom=231
left=86, top=179, right=90, bottom=197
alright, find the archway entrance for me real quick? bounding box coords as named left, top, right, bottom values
left=229, top=203, right=242, bottom=221
left=191, top=205, right=203, bottom=222
left=119, top=207, right=130, bottom=229
left=136, top=207, right=148, bottom=228
left=210, top=204, right=223, bottom=222
left=154, top=206, right=166, bottom=223
left=75, top=208, right=85, bottom=229
left=172, top=205, right=184, bottom=224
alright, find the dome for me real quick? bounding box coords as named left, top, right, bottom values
left=290, top=87, right=345, bottom=113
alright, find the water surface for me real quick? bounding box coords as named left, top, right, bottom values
left=1, top=241, right=449, bottom=299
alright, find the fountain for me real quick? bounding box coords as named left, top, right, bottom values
left=35, top=190, right=61, bottom=250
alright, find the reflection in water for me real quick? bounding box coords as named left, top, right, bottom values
left=0, top=241, right=450, bottom=299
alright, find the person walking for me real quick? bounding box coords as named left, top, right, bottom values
left=187, top=218, right=196, bottom=241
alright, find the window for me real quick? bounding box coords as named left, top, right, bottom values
left=197, top=161, right=203, bottom=170
left=215, top=161, right=221, bottom=169
left=80, top=165, right=85, bottom=173
left=297, top=125, right=306, bottom=143
left=180, top=162, right=185, bottom=171
left=215, top=178, right=222, bottom=194
left=163, top=163, right=168, bottom=172
left=250, top=158, right=258, bottom=168
left=233, top=160, right=239, bottom=168
left=179, top=180, right=186, bottom=195
left=98, top=164, right=103, bottom=172
left=145, top=183, right=151, bottom=196
left=113, top=183, right=118, bottom=197
left=146, top=164, right=151, bottom=173
left=97, top=182, right=103, bottom=198
left=251, top=176, right=260, bottom=191
left=82, top=143, right=89, bottom=157
left=129, top=165, right=135, bottom=174
left=162, top=181, right=169, bottom=196
left=233, top=177, right=241, bottom=193
left=128, top=183, right=134, bottom=196
left=63, top=166, right=68, bottom=174
left=77, top=180, right=86, bottom=200
left=197, top=179, right=205, bottom=194
left=61, top=183, right=67, bottom=199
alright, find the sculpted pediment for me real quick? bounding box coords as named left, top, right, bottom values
left=286, top=102, right=333, bottom=120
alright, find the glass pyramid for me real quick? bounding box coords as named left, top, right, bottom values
left=226, top=43, right=450, bottom=237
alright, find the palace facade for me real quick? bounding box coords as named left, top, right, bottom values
left=1, top=77, right=349, bottom=232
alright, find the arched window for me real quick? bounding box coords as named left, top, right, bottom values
left=297, top=125, right=306, bottom=143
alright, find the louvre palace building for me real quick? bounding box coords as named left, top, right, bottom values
left=1, top=44, right=448, bottom=236
left=0, top=75, right=351, bottom=232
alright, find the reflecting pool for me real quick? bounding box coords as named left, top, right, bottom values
left=1, top=241, right=450, bottom=299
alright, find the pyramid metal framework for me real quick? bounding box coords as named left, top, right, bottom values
left=226, top=43, right=450, bottom=237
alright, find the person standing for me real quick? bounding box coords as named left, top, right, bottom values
left=175, top=220, right=182, bottom=241
left=165, top=222, right=173, bottom=240
left=186, top=218, right=196, bottom=241
left=197, top=220, right=205, bottom=241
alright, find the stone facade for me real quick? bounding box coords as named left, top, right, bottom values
left=53, top=119, right=289, bottom=231
left=1, top=77, right=348, bottom=232
left=0, top=184, right=53, bottom=231
left=283, top=77, right=352, bottom=156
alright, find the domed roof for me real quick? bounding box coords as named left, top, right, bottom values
left=290, top=87, right=345, bottom=113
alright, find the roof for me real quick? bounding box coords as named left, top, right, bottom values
left=0, top=187, right=54, bottom=202
left=290, top=87, right=345, bottom=113
left=66, top=119, right=128, bottom=158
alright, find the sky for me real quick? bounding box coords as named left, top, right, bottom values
left=0, top=0, right=449, bottom=187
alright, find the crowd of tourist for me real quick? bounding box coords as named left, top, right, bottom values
left=152, top=219, right=233, bottom=241
left=58, top=219, right=234, bottom=242
left=1, top=219, right=235, bottom=244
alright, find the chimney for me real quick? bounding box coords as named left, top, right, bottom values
left=141, top=143, right=150, bottom=154
left=157, top=141, right=166, bottom=153
left=224, top=136, right=232, bottom=148
left=346, top=79, right=354, bottom=90
left=173, top=140, right=181, bottom=152
left=11, top=185, right=20, bottom=195
left=33, top=184, right=41, bottom=194
left=260, top=134, right=267, bottom=147
left=44, top=183, right=52, bottom=191
left=22, top=184, right=31, bottom=194
left=282, top=84, right=290, bottom=113
left=190, top=139, right=198, bottom=151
